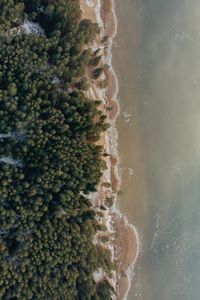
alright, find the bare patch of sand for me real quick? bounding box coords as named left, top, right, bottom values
left=80, top=0, right=98, bottom=22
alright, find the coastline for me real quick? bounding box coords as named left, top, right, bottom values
left=80, top=0, right=140, bottom=299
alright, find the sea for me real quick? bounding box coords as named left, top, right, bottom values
left=113, top=0, right=200, bottom=299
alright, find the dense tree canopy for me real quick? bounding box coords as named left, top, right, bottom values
left=0, top=0, right=112, bottom=299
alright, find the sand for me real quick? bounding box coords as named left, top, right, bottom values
left=80, top=0, right=140, bottom=299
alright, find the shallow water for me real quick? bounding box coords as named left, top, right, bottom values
left=114, top=0, right=200, bottom=299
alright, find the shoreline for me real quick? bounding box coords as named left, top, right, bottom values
left=80, top=0, right=140, bottom=299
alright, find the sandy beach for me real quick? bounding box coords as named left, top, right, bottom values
left=80, top=0, right=140, bottom=299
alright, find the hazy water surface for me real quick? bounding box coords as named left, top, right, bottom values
left=114, top=0, right=200, bottom=299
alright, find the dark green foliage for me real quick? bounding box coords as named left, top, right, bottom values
left=93, top=67, right=104, bottom=79
left=76, top=77, right=90, bottom=91
left=105, top=197, right=114, bottom=208
left=79, top=19, right=100, bottom=44
left=95, top=280, right=115, bottom=300
left=99, top=78, right=109, bottom=89
left=0, top=0, right=25, bottom=31
left=99, top=235, right=110, bottom=243
left=102, top=182, right=112, bottom=188
left=90, top=54, right=102, bottom=67
left=101, top=35, right=109, bottom=44
left=0, top=1, right=113, bottom=299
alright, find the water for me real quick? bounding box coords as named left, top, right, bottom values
left=113, top=0, right=200, bottom=299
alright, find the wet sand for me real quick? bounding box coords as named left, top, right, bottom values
left=80, top=0, right=140, bottom=298
left=112, top=2, right=150, bottom=298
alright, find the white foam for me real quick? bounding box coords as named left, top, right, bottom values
left=123, top=111, right=132, bottom=123
left=128, top=168, right=134, bottom=176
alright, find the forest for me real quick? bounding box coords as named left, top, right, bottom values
left=0, top=0, right=113, bottom=299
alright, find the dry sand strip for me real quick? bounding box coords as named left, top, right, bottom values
left=80, top=0, right=140, bottom=299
